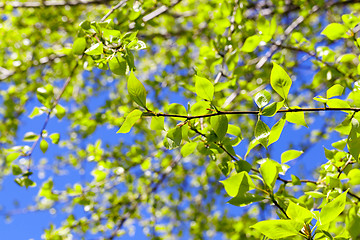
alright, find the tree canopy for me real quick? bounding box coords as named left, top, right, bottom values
left=1, top=0, right=360, bottom=239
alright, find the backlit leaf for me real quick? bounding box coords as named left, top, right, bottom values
left=127, top=71, right=147, bottom=108
left=270, top=63, right=292, bottom=100
left=117, top=109, right=142, bottom=133
left=195, top=75, right=214, bottom=101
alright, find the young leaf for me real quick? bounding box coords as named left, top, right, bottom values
left=49, top=133, right=60, bottom=144
left=55, top=104, right=66, bottom=119
left=260, top=159, right=278, bottom=190
left=251, top=220, right=303, bottom=239
left=227, top=174, right=264, bottom=206
left=85, top=42, right=103, bottom=55
left=109, top=56, right=127, bottom=76
left=268, top=116, right=286, bottom=146
left=245, top=138, right=259, bottom=159
left=73, top=38, right=87, bottom=55
left=12, top=164, right=23, bottom=175
left=321, top=23, right=348, bottom=40
left=117, top=109, right=142, bottom=133
left=40, top=139, right=49, bottom=154
left=220, top=172, right=255, bottom=197
left=286, top=201, right=314, bottom=223
left=6, top=152, right=20, bottom=163
left=254, top=89, right=271, bottom=108
left=241, top=35, right=261, bottom=52
left=327, top=84, right=344, bottom=98
left=319, top=190, right=348, bottom=225
left=347, top=119, right=360, bottom=161
left=23, top=132, right=39, bottom=142
left=195, top=75, right=214, bottom=101
left=281, top=149, right=304, bottom=163
left=255, top=119, right=270, bottom=148
left=127, top=71, right=147, bottom=108
left=168, top=103, right=187, bottom=121
left=286, top=108, right=308, bottom=127
left=165, top=126, right=183, bottom=148
left=181, top=142, right=197, bottom=157
left=270, top=63, right=292, bottom=100
left=327, top=99, right=351, bottom=111
left=348, top=169, right=360, bottom=185
left=262, top=101, right=284, bottom=117
left=210, top=115, right=228, bottom=141
left=150, top=116, right=164, bottom=130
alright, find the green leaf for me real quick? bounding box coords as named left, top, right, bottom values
left=55, top=104, right=66, bottom=119
left=268, top=116, right=286, bottom=146
left=227, top=124, right=242, bottom=139
left=73, top=38, right=87, bottom=55
left=286, top=201, right=314, bottom=223
left=241, top=35, right=261, bottom=52
left=164, top=126, right=183, bottom=149
left=6, top=152, right=21, bottom=163
left=92, top=169, right=107, bottom=182
left=255, top=119, right=270, bottom=148
left=29, top=107, right=45, bottom=119
left=168, top=103, right=187, bottom=120
left=261, top=101, right=284, bottom=117
left=181, top=142, right=197, bottom=157
left=270, top=62, right=292, bottom=100
left=321, top=23, right=348, bottom=40
left=305, top=191, right=326, bottom=198
left=332, top=138, right=347, bottom=150
left=319, top=190, right=348, bottom=225
left=12, top=164, right=23, bottom=175
left=254, top=90, right=271, bottom=108
left=150, top=116, right=164, bottom=130
left=327, top=84, right=344, bottom=98
left=36, top=85, right=53, bottom=108
left=220, top=171, right=255, bottom=197
left=348, top=169, right=360, bottom=185
left=291, top=174, right=301, bottom=185
left=195, top=75, right=214, bottom=101
left=23, top=132, right=39, bottom=142
left=117, top=109, right=142, bottom=133
left=313, top=95, right=328, bottom=103
left=49, top=133, right=60, bottom=144
left=260, top=159, right=278, bottom=190
left=286, top=108, right=308, bottom=127
left=210, top=115, right=228, bottom=141
left=189, top=101, right=211, bottom=115
left=85, top=42, right=104, bottom=55
left=251, top=220, right=303, bottom=239
left=40, top=139, right=49, bottom=154
left=245, top=138, right=259, bottom=159
left=228, top=192, right=265, bottom=206
left=327, top=99, right=351, bottom=111
left=234, top=160, right=252, bottom=173
left=127, top=71, right=147, bottom=108
left=281, top=150, right=303, bottom=163
left=347, top=119, right=360, bottom=160
left=79, top=20, right=91, bottom=30
left=109, top=56, right=127, bottom=76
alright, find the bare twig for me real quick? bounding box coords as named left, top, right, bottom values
left=100, top=0, right=127, bottom=22
left=0, top=0, right=111, bottom=8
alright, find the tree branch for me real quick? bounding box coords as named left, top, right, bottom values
left=100, top=0, right=127, bottom=22
left=143, top=107, right=360, bottom=120
left=0, top=0, right=112, bottom=9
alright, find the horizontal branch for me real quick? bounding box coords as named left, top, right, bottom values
left=0, top=0, right=111, bottom=8
left=144, top=107, right=360, bottom=120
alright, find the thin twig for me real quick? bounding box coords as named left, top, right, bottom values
left=0, top=0, right=111, bottom=8
left=143, top=107, right=360, bottom=121
left=100, top=0, right=127, bottom=22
